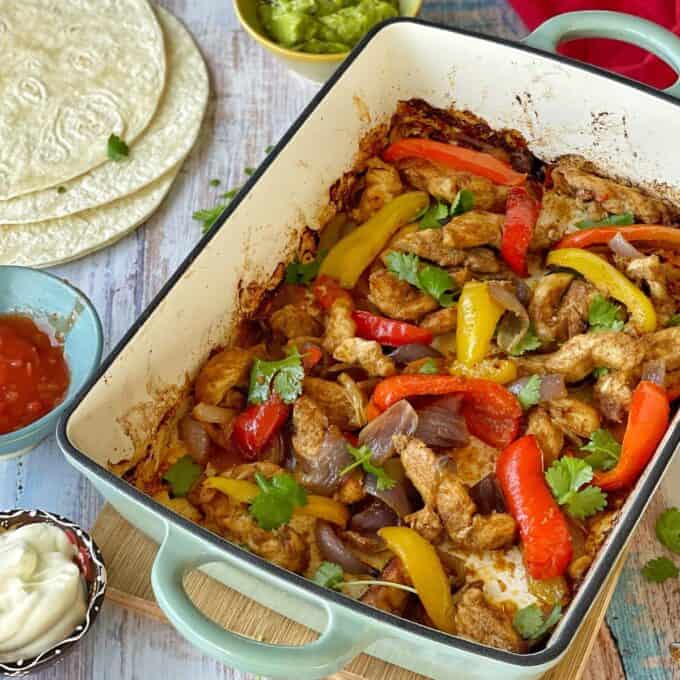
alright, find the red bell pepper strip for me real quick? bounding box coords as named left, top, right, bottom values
left=500, top=187, right=540, bottom=277
left=313, top=274, right=353, bottom=311
left=301, top=344, right=323, bottom=372
left=382, top=138, right=526, bottom=187
left=231, top=398, right=290, bottom=460
left=369, top=374, right=521, bottom=448
left=496, top=435, right=573, bottom=580
left=555, top=225, right=680, bottom=251
left=352, top=310, right=433, bottom=346
left=594, top=381, right=670, bottom=491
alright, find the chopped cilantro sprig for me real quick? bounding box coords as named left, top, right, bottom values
left=513, top=604, right=562, bottom=641
left=248, top=349, right=304, bottom=405
left=580, top=429, right=621, bottom=471
left=163, top=455, right=202, bottom=498
left=340, top=444, right=395, bottom=491
left=545, top=457, right=607, bottom=520
left=249, top=472, right=307, bottom=530
left=385, top=251, right=458, bottom=307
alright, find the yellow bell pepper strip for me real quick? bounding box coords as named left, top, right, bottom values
left=556, top=225, right=680, bottom=251
left=450, top=358, right=518, bottom=384
left=378, top=526, right=456, bottom=634
left=296, top=495, right=350, bottom=528
left=456, top=282, right=505, bottom=366
left=204, top=477, right=349, bottom=528
left=319, top=192, right=429, bottom=288
left=546, top=248, right=657, bottom=333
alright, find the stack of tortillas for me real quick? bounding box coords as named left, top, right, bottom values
left=0, top=1, right=209, bottom=267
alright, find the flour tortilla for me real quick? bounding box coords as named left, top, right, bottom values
left=0, top=8, right=208, bottom=224
left=0, top=167, right=180, bottom=268
left=0, top=0, right=166, bottom=200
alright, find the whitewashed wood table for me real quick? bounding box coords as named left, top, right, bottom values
left=2, top=1, right=679, bottom=678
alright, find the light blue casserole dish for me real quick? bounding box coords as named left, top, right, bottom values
left=0, top=266, right=102, bottom=459
left=58, top=12, right=680, bottom=679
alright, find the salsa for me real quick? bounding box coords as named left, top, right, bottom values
left=0, top=314, right=69, bottom=435
left=258, top=0, right=399, bottom=54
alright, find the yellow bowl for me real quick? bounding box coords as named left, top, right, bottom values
left=233, top=0, right=423, bottom=82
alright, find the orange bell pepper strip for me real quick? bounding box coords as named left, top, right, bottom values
left=378, top=526, right=456, bottom=634
left=204, top=477, right=349, bottom=528
left=382, top=138, right=526, bottom=187
left=594, top=381, right=670, bottom=491
left=555, top=225, right=680, bottom=251
left=369, top=374, right=521, bottom=448
left=500, top=186, right=540, bottom=277
left=496, top=435, right=573, bottom=580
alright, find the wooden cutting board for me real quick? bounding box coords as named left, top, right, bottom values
left=91, top=505, right=624, bottom=680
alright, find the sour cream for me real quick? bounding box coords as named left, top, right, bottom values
left=0, top=523, right=87, bottom=662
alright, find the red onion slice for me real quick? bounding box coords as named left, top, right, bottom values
left=609, top=232, right=644, bottom=260
left=508, top=373, right=567, bottom=403
left=178, top=415, right=211, bottom=463
left=315, top=521, right=368, bottom=574
left=350, top=499, right=398, bottom=532
left=469, top=474, right=506, bottom=515
left=388, top=343, right=443, bottom=365
left=642, top=359, right=666, bottom=387
left=299, top=430, right=352, bottom=496
left=488, top=282, right=530, bottom=354
left=359, top=400, right=418, bottom=464
left=192, top=402, right=234, bottom=425
left=414, top=394, right=469, bottom=448
left=364, top=459, right=413, bottom=519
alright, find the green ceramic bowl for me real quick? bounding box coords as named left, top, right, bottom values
left=233, top=0, right=423, bottom=82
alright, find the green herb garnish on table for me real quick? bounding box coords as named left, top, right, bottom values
left=107, top=134, right=129, bottom=162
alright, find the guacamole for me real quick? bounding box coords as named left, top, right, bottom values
left=258, top=0, right=399, bottom=54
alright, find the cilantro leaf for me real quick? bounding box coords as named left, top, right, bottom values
left=385, top=251, right=420, bottom=287
left=517, top=375, right=542, bottom=410
left=340, top=444, right=396, bottom=491
left=313, top=561, right=344, bottom=589
left=419, top=264, right=458, bottom=307
left=210, top=178, right=221, bottom=187
left=162, top=455, right=202, bottom=498
left=575, top=212, right=634, bottom=230
left=642, top=556, right=679, bottom=583
left=419, top=199, right=450, bottom=230
left=667, top=314, right=680, bottom=327
left=450, top=189, right=475, bottom=217
left=419, top=358, right=439, bottom=374
left=285, top=250, right=327, bottom=285
left=57, top=186, right=66, bottom=194
left=513, top=604, right=562, bottom=640
left=385, top=251, right=458, bottom=307
left=545, top=457, right=607, bottom=519
left=508, top=325, right=542, bottom=356
left=248, top=349, right=304, bottom=405
left=581, top=429, right=621, bottom=472
left=656, top=508, right=680, bottom=555
left=107, top=134, right=129, bottom=162
left=193, top=204, right=229, bottom=234
left=244, top=166, right=255, bottom=176
left=592, top=366, right=610, bottom=378
left=265, top=145, right=274, bottom=154
left=588, top=294, right=624, bottom=332
left=249, top=472, right=307, bottom=530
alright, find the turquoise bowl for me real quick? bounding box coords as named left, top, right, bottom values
left=0, top=267, right=103, bottom=460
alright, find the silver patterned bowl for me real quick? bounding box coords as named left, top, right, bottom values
left=0, top=509, right=107, bottom=678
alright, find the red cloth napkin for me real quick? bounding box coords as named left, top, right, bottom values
left=508, top=0, right=680, bottom=89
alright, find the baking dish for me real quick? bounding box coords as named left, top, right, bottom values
left=58, top=11, right=680, bottom=680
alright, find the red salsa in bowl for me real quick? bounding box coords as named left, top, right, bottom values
left=0, top=314, right=70, bottom=435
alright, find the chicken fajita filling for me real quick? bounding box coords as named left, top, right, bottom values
left=113, top=99, right=680, bottom=653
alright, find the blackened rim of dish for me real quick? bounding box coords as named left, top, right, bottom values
left=57, top=17, right=680, bottom=669
left=0, top=509, right=107, bottom=677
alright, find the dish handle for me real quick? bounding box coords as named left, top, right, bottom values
left=150, top=523, right=374, bottom=679
left=524, top=10, right=680, bottom=100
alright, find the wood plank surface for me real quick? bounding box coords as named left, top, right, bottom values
left=89, top=504, right=625, bottom=680
left=0, top=1, right=677, bottom=679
